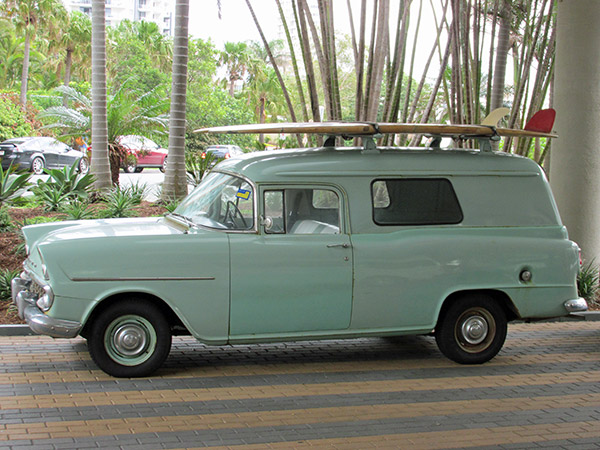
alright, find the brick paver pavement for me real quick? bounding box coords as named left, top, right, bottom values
left=0, top=321, right=599, bottom=449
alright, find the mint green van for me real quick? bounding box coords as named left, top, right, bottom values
left=12, top=144, right=587, bottom=377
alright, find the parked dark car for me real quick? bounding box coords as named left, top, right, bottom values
left=0, top=137, right=89, bottom=175
left=201, top=145, right=244, bottom=160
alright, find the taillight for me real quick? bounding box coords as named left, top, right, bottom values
left=201, top=152, right=206, bottom=159
left=579, top=249, right=583, bottom=267
left=225, top=153, right=231, bottom=159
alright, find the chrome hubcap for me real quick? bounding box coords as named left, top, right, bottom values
left=461, top=315, right=488, bottom=345
left=112, top=324, right=148, bottom=357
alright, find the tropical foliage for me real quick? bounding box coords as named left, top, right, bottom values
left=0, top=0, right=559, bottom=188
left=32, top=162, right=95, bottom=211
left=0, top=166, right=31, bottom=206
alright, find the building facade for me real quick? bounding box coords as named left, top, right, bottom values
left=63, top=0, right=174, bottom=35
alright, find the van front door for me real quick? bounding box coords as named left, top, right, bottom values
left=228, top=187, right=353, bottom=337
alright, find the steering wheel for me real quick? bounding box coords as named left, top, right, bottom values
left=224, top=200, right=249, bottom=229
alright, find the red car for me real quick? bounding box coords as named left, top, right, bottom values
left=118, top=135, right=168, bottom=173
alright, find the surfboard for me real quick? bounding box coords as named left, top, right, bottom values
left=194, top=109, right=557, bottom=140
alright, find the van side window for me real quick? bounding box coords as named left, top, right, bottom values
left=264, top=188, right=340, bottom=234
left=372, top=179, right=463, bottom=225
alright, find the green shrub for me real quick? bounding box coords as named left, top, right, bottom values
left=121, top=181, right=148, bottom=205
left=0, top=93, right=35, bottom=142
left=162, top=198, right=180, bottom=213
left=186, top=150, right=217, bottom=187
left=32, top=183, right=71, bottom=211
left=101, top=186, right=139, bottom=218
left=0, top=165, right=32, bottom=206
left=578, top=260, right=599, bottom=307
left=43, top=162, right=95, bottom=198
left=60, top=200, right=95, bottom=220
left=0, top=205, right=13, bottom=231
left=0, top=269, right=20, bottom=303
left=32, top=161, right=95, bottom=210
left=9, top=196, right=40, bottom=208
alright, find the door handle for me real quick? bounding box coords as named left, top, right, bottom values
left=327, top=243, right=351, bottom=248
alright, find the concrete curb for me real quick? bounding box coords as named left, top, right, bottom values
left=0, top=324, right=35, bottom=336
left=1, top=312, right=598, bottom=336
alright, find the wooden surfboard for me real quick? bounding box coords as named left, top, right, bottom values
left=194, top=109, right=557, bottom=140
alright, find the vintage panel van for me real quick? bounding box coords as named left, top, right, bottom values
left=12, top=120, right=587, bottom=377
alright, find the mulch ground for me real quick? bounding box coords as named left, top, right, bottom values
left=0, top=202, right=166, bottom=324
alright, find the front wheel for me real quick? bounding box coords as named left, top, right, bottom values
left=435, top=294, right=507, bottom=364
left=87, top=299, right=172, bottom=377
left=160, top=157, right=167, bottom=173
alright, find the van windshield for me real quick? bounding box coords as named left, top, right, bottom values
left=174, top=172, right=254, bottom=231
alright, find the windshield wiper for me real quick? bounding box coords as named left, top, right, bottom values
left=167, top=212, right=197, bottom=228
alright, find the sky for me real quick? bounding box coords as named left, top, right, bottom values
left=188, top=1, right=442, bottom=80
left=188, top=1, right=283, bottom=47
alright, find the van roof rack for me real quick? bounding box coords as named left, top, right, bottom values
left=195, top=108, right=556, bottom=153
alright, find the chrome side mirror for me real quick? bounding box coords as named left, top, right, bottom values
left=260, top=215, right=273, bottom=231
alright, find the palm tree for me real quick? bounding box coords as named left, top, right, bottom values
left=161, top=0, right=189, bottom=202
left=219, top=42, right=249, bottom=97
left=39, top=84, right=169, bottom=185
left=60, top=11, right=92, bottom=94
left=91, top=0, right=111, bottom=190
left=245, top=67, right=285, bottom=145
left=0, top=0, right=67, bottom=105
left=0, top=27, right=27, bottom=89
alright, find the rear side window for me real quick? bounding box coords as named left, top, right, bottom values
left=372, top=179, right=463, bottom=226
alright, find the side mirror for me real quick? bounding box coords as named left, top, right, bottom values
left=260, top=215, right=273, bottom=231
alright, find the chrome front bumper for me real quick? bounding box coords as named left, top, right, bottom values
left=564, top=298, right=588, bottom=313
left=11, top=274, right=82, bottom=339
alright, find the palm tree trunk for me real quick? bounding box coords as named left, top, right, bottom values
left=296, top=0, right=321, bottom=123
left=490, top=1, right=510, bottom=111
left=302, top=0, right=331, bottom=119
left=245, top=0, right=301, bottom=146
left=91, top=0, right=112, bottom=190
left=364, top=0, right=389, bottom=122
left=162, top=0, right=189, bottom=201
left=19, top=30, right=31, bottom=105
left=276, top=0, right=309, bottom=122
left=63, top=49, right=72, bottom=106
left=354, top=0, right=367, bottom=121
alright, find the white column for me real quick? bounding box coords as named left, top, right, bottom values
left=550, top=0, right=600, bottom=260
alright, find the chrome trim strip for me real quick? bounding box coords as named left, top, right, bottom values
left=70, top=276, right=216, bottom=282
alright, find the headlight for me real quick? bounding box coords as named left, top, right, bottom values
left=36, top=285, right=54, bottom=312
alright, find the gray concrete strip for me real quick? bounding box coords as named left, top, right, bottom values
left=0, top=324, right=34, bottom=336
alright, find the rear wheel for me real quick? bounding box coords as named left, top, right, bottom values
left=31, top=157, right=45, bottom=175
left=87, top=299, right=172, bottom=377
left=123, top=161, right=137, bottom=173
left=435, top=294, right=507, bottom=364
left=78, top=157, right=89, bottom=174
left=160, top=157, right=167, bottom=173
